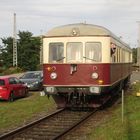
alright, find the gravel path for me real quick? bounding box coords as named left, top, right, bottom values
left=130, top=71, right=140, bottom=83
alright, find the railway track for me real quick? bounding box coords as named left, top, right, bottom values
left=0, top=108, right=97, bottom=140
left=0, top=86, right=125, bottom=140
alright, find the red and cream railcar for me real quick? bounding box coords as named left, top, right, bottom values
left=43, top=23, right=132, bottom=108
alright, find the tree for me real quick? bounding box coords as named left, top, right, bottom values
left=132, top=48, right=137, bottom=64
left=0, top=37, right=13, bottom=68
left=18, top=31, right=41, bottom=70
left=0, top=31, right=41, bottom=71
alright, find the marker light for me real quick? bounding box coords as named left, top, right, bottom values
left=47, top=66, right=56, bottom=72
left=98, top=80, right=103, bottom=84
left=47, top=67, right=51, bottom=72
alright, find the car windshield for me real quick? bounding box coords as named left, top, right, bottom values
left=22, top=72, right=42, bottom=79
left=0, top=79, right=5, bottom=85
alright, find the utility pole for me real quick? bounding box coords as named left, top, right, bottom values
left=137, top=22, right=140, bottom=67
left=40, top=30, right=43, bottom=65
left=13, top=13, right=17, bottom=67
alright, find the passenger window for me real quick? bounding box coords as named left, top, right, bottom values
left=49, top=43, right=64, bottom=63
left=85, top=42, right=102, bottom=63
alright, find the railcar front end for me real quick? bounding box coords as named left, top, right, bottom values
left=43, top=63, right=111, bottom=108
left=43, top=23, right=132, bottom=108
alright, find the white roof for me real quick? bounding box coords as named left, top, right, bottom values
left=45, top=23, right=114, bottom=37
left=44, top=23, right=131, bottom=50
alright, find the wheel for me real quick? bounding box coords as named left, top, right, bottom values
left=39, top=85, right=44, bottom=91
left=8, top=93, right=14, bottom=102
left=25, top=88, right=29, bottom=97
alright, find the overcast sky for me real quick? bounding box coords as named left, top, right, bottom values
left=0, top=0, right=140, bottom=47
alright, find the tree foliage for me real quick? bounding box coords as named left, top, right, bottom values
left=132, top=48, right=137, bottom=64
left=1, top=37, right=13, bottom=68
left=0, top=31, right=41, bottom=71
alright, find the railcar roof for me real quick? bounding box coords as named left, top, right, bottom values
left=45, top=23, right=116, bottom=37
left=44, top=23, right=131, bottom=50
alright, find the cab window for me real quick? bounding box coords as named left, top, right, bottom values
left=85, top=42, right=102, bottom=63
left=49, top=43, right=64, bottom=63
left=66, top=42, right=83, bottom=63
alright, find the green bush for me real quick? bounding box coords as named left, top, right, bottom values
left=2, top=67, right=23, bottom=75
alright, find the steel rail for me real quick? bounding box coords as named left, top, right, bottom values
left=52, top=109, right=98, bottom=140
left=0, top=109, right=64, bottom=140
left=0, top=88, right=121, bottom=140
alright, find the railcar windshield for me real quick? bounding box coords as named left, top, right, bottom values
left=85, top=42, right=101, bottom=63
left=66, top=42, right=83, bottom=63
left=49, top=43, right=64, bottom=63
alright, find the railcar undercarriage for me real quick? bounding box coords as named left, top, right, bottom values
left=45, top=76, right=130, bottom=109
left=52, top=93, right=112, bottom=109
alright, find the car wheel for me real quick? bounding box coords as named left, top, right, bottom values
left=8, top=93, right=14, bottom=102
left=25, top=88, right=29, bottom=97
left=39, top=85, right=44, bottom=91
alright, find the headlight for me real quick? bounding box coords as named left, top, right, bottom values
left=50, top=72, right=57, bottom=79
left=45, top=87, right=55, bottom=93
left=89, top=86, right=100, bottom=94
left=32, top=81, right=39, bottom=85
left=91, top=72, right=98, bottom=79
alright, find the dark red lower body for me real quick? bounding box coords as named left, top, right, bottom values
left=43, top=63, right=132, bottom=108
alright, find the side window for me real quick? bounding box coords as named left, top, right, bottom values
left=122, top=49, right=125, bottom=62
left=9, top=77, right=20, bottom=84
left=14, top=78, right=20, bottom=84
left=9, top=78, right=16, bottom=84
left=110, top=43, right=117, bottom=63
left=49, top=43, right=64, bottom=63
left=118, top=47, right=121, bottom=62
left=85, top=42, right=102, bottom=63
left=111, top=43, right=116, bottom=56
left=0, top=80, right=5, bottom=85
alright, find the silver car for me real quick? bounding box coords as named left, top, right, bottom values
left=20, top=71, right=43, bottom=91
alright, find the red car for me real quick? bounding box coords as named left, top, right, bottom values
left=0, top=76, right=28, bottom=102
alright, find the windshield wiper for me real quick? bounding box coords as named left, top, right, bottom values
left=56, top=57, right=65, bottom=62
left=83, top=56, right=97, bottom=61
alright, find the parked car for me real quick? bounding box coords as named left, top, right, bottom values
left=0, top=76, right=28, bottom=102
left=19, top=71, right=43, bottom=91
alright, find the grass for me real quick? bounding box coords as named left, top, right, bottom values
left=0, top=92, right=56, bottom=134
left=88, top=83, right=140, bottom=140
left=0, top=84, right=140, bottom=139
